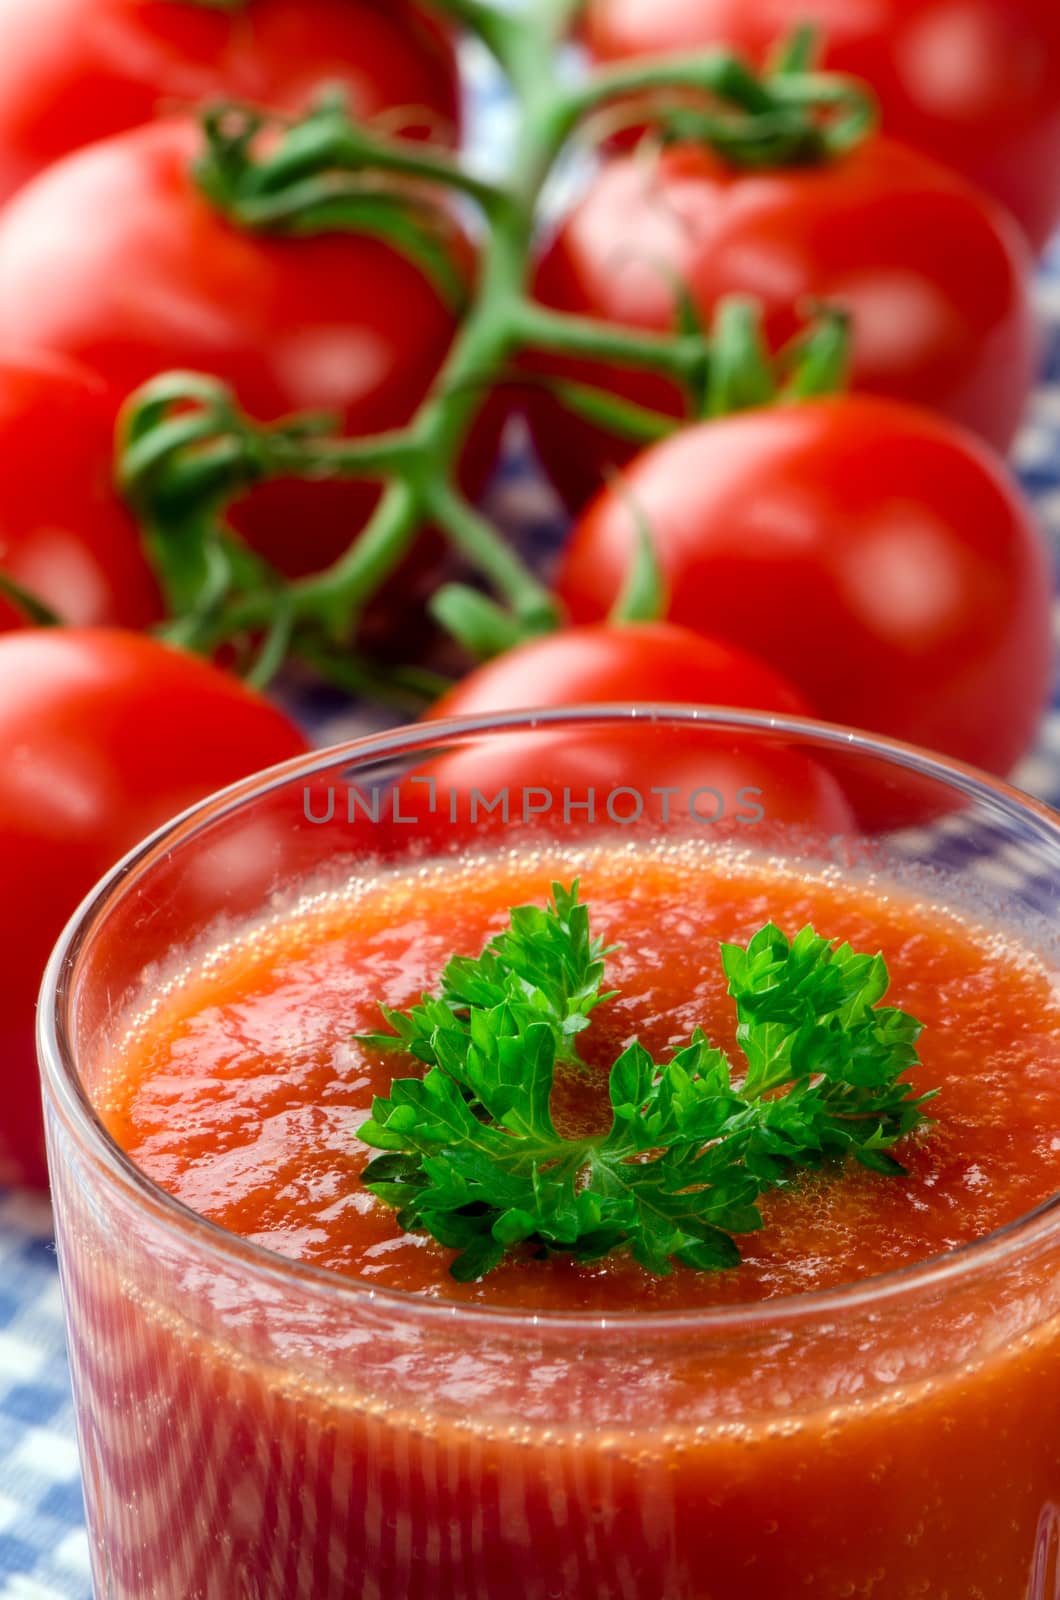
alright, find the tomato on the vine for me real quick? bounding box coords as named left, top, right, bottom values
left=557, top=397, right=1054, bottom=802
left=526, top=138, right=1034, bottom=509
left=0, top=118, right=470, bottom=580
left=0, top=627, right=309, bottom=1189
left=414, top=622, right=855, bottom=843
left=0, top=351, right=160, bottom=633
left=0, top=0, right=459, bottom=204
left=584, top=0, right=1060, bottom=251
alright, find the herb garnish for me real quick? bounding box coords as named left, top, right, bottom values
left=357, top=883, right=933, bottom=1281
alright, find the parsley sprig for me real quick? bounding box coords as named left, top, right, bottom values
left=357, top=884, right=933, bottom=1281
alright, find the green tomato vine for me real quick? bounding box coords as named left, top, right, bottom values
left=118, top=0, right=871, bottom=693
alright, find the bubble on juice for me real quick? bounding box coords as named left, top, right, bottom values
left=94, top=833, right=1060, bottom=1335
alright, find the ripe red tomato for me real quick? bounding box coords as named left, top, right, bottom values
left=0, top=0, right=459, bottom=204
left=410, top=725, right=854, bottom=843
left=557, top=398, right=1054, bottom=797
left=0, top=351, right=160, bottom=634
left=584, top=0, right=1060, bottom=251
left=413, top=622, right=854, bottom=844
left=0, top=627, right=309, bottom=1189
left=527, top=138, right=1034, bottom=510
left=0, top=118, right=468, bottom=580
left=428, top=621, right=811, bottom=721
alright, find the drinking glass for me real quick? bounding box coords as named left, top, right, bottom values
left=38, top=708, right=1060, bottom=1599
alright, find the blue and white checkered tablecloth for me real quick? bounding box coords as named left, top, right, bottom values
left=4, top=34, right=1060, bottom=1600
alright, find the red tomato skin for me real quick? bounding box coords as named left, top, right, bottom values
left=528, top=139, right=1035, bottom=509
left=0, top=0, right=459, bottom=204
left=584, top=0, right=1060, bottom=251
left=415, top=624, right=853, bottom=845
left=0, top=628, right=308, bottom=1189
left=427, top=621, right=813, bottom=722
left=0, top=351, right=161, bottom=633
left=0, top=119, right=466, bottom=578
left=408, top=726, right=855, bottom=851
left=556, top=398, right=1054, bottom=784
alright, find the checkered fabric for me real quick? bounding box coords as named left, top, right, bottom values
left=2, top=33, right=1060, bottom=1600
left=0, top=1196, right=92, bottom=1599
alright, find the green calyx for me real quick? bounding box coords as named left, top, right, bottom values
left=193, top=97, right=475, bottom=311
left=584, top=24, right=877, bottom=169
left=704, top=298, right=852, bottom=417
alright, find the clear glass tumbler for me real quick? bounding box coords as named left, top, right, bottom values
left=38, top=708, right=1060, bottom=1600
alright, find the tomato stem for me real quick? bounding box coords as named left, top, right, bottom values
left=300, top=480, right=425, bottom=642
left=243, top=588, right=294, bottom=693
left=425, top=482, right=560, bottom=627
left=293, top=634, right=454, bottom=714
left=512, top=302, right=710, bottom=392
left=426, top=0, right=527, bottom=69
left=0, top=570, right=63, bottom=628
left=118, top=2, right=861, bottom=685
left=524, top=377, right=677, bottom=447
left=429, top=583, right=545, bottom=659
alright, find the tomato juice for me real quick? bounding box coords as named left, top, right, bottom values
left=50, top=835, right=1060, bottom=1599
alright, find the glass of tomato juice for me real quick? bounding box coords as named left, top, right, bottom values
left=37, top=709, right=1060, bottom=1599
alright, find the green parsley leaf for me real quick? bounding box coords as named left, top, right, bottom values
left=357, top=883, right=933, bottom=1280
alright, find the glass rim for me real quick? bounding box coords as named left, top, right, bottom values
left=37, top=703, right=1060, bottom=1338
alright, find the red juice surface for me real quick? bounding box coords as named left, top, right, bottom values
left=65, top=842, right=1060, bottom=1598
